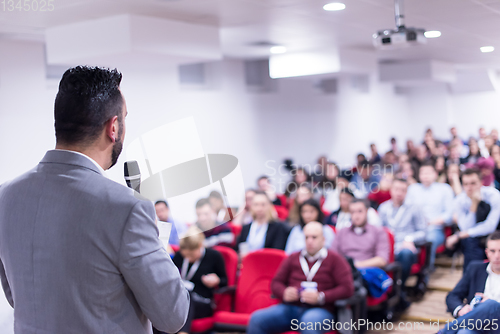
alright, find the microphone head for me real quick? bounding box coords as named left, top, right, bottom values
left=124, top=161, right=141, bottom=193
left=124, top=161, right=140, bottom=178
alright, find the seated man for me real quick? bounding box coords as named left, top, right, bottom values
left=406, top=162, right=454, bottom=271
left=437, top=231, right=500, bottom=334
left=195, top=198, right=234, bottom=248
left=236, top=191, right=290, bottom=256
left=154, top=200, right=187, bottom=247
left=247, top=222, right=354, bottom=334
left=446, top=168, right=500, bottom=272
left=378, top=178, right=427, bottom=287
left=324, top=188, right=381, bottom=230
left=332, top=199, right=390, bottom=269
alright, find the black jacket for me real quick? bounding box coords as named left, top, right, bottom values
left=236, top=221, right=290, bottom=252
left=446, top=261, right=489, bottom=315
left=173, top=248, right=227, bottom=300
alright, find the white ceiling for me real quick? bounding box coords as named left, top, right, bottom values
left=1, top=0, right=500, bottom=68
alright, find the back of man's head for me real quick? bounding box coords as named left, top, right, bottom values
left=55, top=66, right=123, bottom=146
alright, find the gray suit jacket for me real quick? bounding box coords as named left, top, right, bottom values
left=0, top=150, right=189, bottom=334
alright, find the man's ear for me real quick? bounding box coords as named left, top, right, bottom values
left=105, top=115, right=119, bottom=143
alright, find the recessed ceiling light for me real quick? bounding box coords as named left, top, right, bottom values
left=323, top=2, right=346, bottom=11
left=480, top=46, right=495, bottom=53
left=424, top=30, right=441, bottom=38
left=270, top=46, right=287, bottom=54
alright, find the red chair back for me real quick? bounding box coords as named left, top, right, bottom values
left=383, top=227, right=395, bottom=263
left=213, top=246, right=239, bottom=312
left=234, top=249, right=287, bottom=314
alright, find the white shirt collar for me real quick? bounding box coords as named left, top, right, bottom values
left=486, top=263, right=500, bottom=276
left=301, top=247, right=328, bottom=262
left=55, top=149, right=106, bottom=175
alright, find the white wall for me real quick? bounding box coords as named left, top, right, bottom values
left=2, top=40, right=500, bottom=191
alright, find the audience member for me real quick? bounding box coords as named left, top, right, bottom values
left=439, top=164, right=463, bottom=196
left=248, top=222, right=354, bottom=334
left=478, top=127, right=489, bottom=158
left=367, top=173, right=393, bottom=209
left=324, top=188, right=381, bottom=230
left=285, top=167, right=312, bottom=198
left=288, top=185, right=314, bottom=226
left=463, top=137, right=481, bottom=166
left=236, top=191, right=290, bottom=256
left=382, top=150, right=398, bottom=173
left=154, top=200, right=187, bottom=246
left=446, top=169, right=500, bottom=271
left=257, top=176, right=284, bottom=206
left=445, top=144, right=463, bottom=166
left=438, top=231, right=500, bottom=334
left=167, top=227, right=227, bottom=334
left=369, top=143, right=382, bottom=165
left=396, top=161, right=418, bottom=185
left=406, top=162, right=454, bottom=270
left=232, top=189, right=256, bottom=226
left=379, top=179, right=427, bottom=287
left=351, top=161, right=380, bottom=199
left=332, top=199, right=390, bottom=269
left=406, top=139, right=417, bottom=158
left=390, top=137, right=401, bottom=157
left=320, top=162, right=341, bottom=212
left=324, top=188, right=355, bottom=229
left=312, top=155, right=329, bottom=183
left=412, top=145, right=432, bottom=177
left=285, top=199, right=334, bottom=254
left=492, top=145, right=500, bottom=190
left=195, top=198, right=234, bottom=248
left=491, top=128, right=500, bottom=146
left=208, top=191, right=229, bottom=223
left=476, top=157, right=496, bottom=187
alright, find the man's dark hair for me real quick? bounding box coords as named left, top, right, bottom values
left=462, top=168, right=481, bottom=178
left=54, top=66, right=123, bottom=145
left=339, top=188, right=355, bottom=198
left=350, top=198, right=370, bottom=209
left=420, top=161, right=436, bottom=170
left=393, top=178, right=408, bottom=185
left=155, top=200, right=168, bottom=208
left=257, top=175, right=269, bottom=182
left=486, top=231, right=500, bottom=244
left=208, top=191, right=223, bottom=200
left=195, top=198, right=212, bottom=209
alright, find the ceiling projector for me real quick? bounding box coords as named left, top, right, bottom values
left=373, top=0, right=427, bottom=49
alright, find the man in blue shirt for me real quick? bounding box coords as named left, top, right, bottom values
left=446, top=168, right=500, bottom=272
left=406, top=162, right=454, bottom=270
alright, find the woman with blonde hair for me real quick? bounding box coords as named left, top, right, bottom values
left=158, top=226, right=227, bottom=334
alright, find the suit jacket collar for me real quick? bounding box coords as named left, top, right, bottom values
left=40, top=150, right=104, bottom=176
left=478, top=262, right=489, bottom=293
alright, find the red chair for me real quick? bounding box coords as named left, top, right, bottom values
left=213, top=249, right=287, bottom=332
left=190, top=246, right=239, bottom=334
left=366, top=228, right=402, bottom=320
left=436, top=226, right=453, bottom=254
left=407, top=240, right=433, bottom=297
left=274, top=205, right=289, bottom=221
left=277, top=194, right=289, bottom=209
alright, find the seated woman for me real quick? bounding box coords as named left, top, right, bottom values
left=285, top=199, right=335, bottom=254
left=236, top=191, right=290, bottom=257
left=157, top=227, right=227, bottom=334
left=287, top=184, right=314, bottom=226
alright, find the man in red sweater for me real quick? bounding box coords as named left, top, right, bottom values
left=247, top=222, right=354, bottom=334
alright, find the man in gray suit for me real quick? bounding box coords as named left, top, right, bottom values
left=0, top=66, right=190, bottom=333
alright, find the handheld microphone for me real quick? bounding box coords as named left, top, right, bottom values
left=124, top=160, right=141, bottom=193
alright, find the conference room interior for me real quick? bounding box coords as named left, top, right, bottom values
left=2, top=0, right=500, bottom=333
